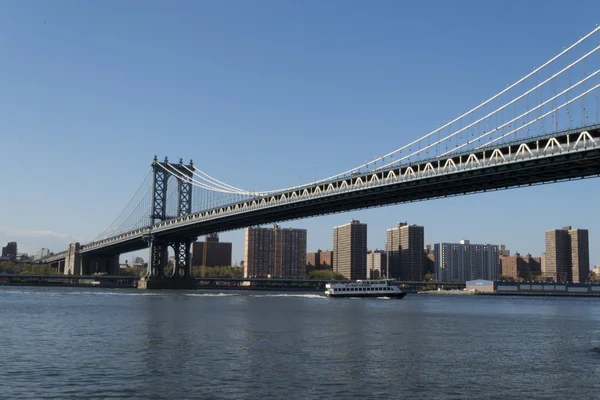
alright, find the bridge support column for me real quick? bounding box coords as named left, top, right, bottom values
left=172, top=239, right=194, bottom=279
left=57, top=260, right=65, bottom=274
left=139, top=237, right=197, bottom=290
left=149, top=239, right=168, bottom=277
left=64, top=243, right=81, bottom=275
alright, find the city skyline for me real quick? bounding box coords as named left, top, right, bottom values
left=5, top=216, right=599, bottom=271
left=1, top=2, right=599, bottom=267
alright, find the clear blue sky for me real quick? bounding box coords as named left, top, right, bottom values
left=1, top=1, right=599, bottom=266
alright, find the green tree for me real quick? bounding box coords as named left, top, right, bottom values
left=424, top=272, right=435, bottom=282
left=307, top=270, right=346, bottom=280
left=119, top=267, right=138, bottom=276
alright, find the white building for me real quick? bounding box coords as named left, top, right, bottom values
left=366, top=250, right=387, bottom=279
left=434, top=240, right=499, bottom=282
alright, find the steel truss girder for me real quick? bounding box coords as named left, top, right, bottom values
left=178, top=178, right=192, bottom=217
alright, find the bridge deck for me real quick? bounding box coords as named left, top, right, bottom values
left=44, top=125, right=600, bottom=261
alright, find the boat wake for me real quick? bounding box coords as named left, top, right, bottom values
left=250, top=293, right=326, bottom=299
left=184, top=293, right=240, bottom=297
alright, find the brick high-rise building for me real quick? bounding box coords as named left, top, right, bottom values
left=191, top=234, right=232, bottom=267
left=333, top=220, right=367, bottom=280
left=386, top=222, right=425, bottom=281
left=500, top=253, right=542, bottom=280
left=244, top=225, right=307, bottom=278
left=570, top=229, right=590, bottom=283
left=544, top=226, right=589, bottom=283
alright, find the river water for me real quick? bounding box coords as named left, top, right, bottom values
left=1, top=287, right=600, bottom=399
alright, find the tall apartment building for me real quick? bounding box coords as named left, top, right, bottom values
left=333, top=220, right=367, bottom=280
left=244, top=225, right=307, bottom=278
left=544, top=226, right=589, bottom=282
left=500, top=253, right=542, bottom=280
left=570, top=229, right=590, bottom=283
left=367, top=250, right=387, bottom=279
left=386, top=222, right=425, bottom=281
left=434, top=240, right=499, bottom=282
left=191, top=234, right=232, bottom=267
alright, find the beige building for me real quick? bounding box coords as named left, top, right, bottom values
left=244, top=225, right=307, bottom=278
left=544, top=226, right=589, bottom=283
left=333, top=220, right=367, bottom=280
left=367, top=250, right=386, bottom=279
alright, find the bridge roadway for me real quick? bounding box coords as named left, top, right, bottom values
left=46, top=124, right=600, bottom=262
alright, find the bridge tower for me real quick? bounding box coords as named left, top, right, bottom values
left=171, top=158, right=196, bottom=279
left=144, top=156, right=197, bottom=287
left=147, top=156, right=169, bottom=278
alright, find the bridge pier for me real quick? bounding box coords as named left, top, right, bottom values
left=81, top=255, right=119, bottom=275
left=139, top=237, right=197, bottom=290
left=64, top=242, right=81, bottom=275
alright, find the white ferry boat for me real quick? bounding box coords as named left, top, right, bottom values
left=325, top=279, right=406, bottom=299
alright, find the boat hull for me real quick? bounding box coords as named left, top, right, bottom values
left=326, top=292, right=407, bottom=299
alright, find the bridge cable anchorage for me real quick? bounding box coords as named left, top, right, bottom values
left=95, top=167, right=152, bottom=240
left=263, top=26, right=600, bottom=186
left=371, top=40, right=600, bottom=170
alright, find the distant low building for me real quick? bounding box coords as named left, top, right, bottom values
left=466, top=280, right=495, bottom=293
left=192, top=234, right=232, bottom=267
left=500, top=253, right=541, bottom=280
left=1, top=242, right=17, bottom=261
left=306, top=249, right=334, bottom=274
left=424, top=245, right=435, bottom=276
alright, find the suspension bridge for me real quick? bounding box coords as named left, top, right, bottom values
left=44, top=28, right=600, bottom=288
